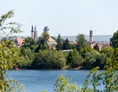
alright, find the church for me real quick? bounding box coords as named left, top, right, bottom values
left=31, top=25, right=38, bottom=40
left=31, top=26, right=57, bottom=47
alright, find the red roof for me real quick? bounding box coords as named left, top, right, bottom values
left=48, top=37, right=56, bottom=42
left=16, top=38, right=24, bottom=46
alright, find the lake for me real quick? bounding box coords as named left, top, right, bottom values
left=7, top=70, right=89, bottom=92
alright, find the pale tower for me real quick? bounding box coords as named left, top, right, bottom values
left=43, top=26, right=49, bottom=32
left=31, top=25, right=34, bottom=39
left=89, top=30, right=93, bottom=43
left=34, top=26, right=38, bottom=40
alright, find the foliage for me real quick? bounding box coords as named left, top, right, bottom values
left=56, top=34, right=63, bottom=50
left=42, top=31, right=50, bottom=41
left=84, top=50, right=105, bottom=69
left=80, top=47, right=93, bottom=58
left=0, top=10, right=26, bottom=92
left=50, top=48, right=118, bottom=92
left=76, top=34, right=90, bottom=52
left=100, top=46, right=113, bottom=58
left=17, top=48, right=34, bottom=68
left=53, top=74, right=93, bottom=92
left=0, top=10, right=22, bottom=38
left=22, top=37, right=38, bottom=51
left=54, top=74, right=79, bottom=92
left=83, top=48, right=118, bottom=92
left=110, top=30, right=118, bottom=48
left=94, top=44, right=99, bottom=51
left=31, top=50, right=66, bottom=69
left=62, top=38, right=71, bottom=50
left=35, top=32, right=50, bottom=52
left=67, top=48, right=83, bottom=68
left=69, top=44, right=76, bottom=49
left=0, top=40, right=26, bottom=91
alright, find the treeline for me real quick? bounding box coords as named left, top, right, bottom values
left=14, top=30, right=117, bottom=70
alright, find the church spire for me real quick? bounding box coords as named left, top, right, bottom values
left=31, top=25, right=34, bottom=39
left=34, top=25, right=38, bottom=40
left=31, top=25, right=34, bottom=32
left=34, top=25, right=36, bottom=32
left=43, top=26, right=49, bottom=32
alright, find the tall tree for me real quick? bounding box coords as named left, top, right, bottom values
left=110, top=30, right=118, bottom=48
left=76, top=34, right=90, bottom=52
left=56, top=34, right=63, bottom=50
left=22, top=37, right=38, bottom=51
left=62, top=38, right=71, bottom=50
left=67, top=48, right=83, bottom=68
left=94, top=44, right=99, bottom=51
left=35, top=31, right=50, bottom=52
left=0, top=10, right=25, bottom=91
left=84, top=50, right=105, bottom=69
left=32, top=50, right=66, bottom=69
left=0, top=11, right=22, bottom=39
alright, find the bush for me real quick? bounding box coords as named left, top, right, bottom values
left=67, top=49, right=83, bottom=68
left=31, top=50, right=66, bottom=69
left=84, top=50, right=105, bottom=69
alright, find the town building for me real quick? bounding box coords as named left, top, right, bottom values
left=89, top=30, right=110, bottom=50
left=43, top=26, right=57, bottom=47
left=89, top=30, right=93, bottom=43
left=14, top=38, right=24, bottom=47
left=31, top=25, right=38, bottom=40
left=31, top=26, right=57, bottom=47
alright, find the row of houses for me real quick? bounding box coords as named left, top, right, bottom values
left=14, top=37, right=58, bottom=47
left=14, top=37, right=110, bottom=51
left=13, top=27, right=110, bottom=50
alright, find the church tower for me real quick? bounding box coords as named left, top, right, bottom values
left=43, top=26, right=49, bottom=32
left=34, top=25, right=38, bottom=40
left=89, top=30, right=93, bottom=43
left=31, top=25, right=34, bottom=39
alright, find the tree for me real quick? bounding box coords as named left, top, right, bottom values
left=94, top=44, right=99, bottom=51
left=76, top=34, right=90, bottom=52
left=22, top=37, right=38, bottom=51
left=84, top=50, right=105, bottom=69
left=62, top=38, right=71, bottom=50
left=100, top=46, right=113, bottom=58
left=110, top=30, right=118, bottom=48
left=67, top=48, right=83, bottom=68
left=0, top=10, right=25, bottom=91
left=35, top=32, right=50, bottom=52
left=32, top=50, right=66, bottom=69
left=19, top=48, right=34, bottom=68
left=0, top=11, right=22, bottom=38
left=54, top=74, right=79, bottom=92
left=56, top=34, right=63, bottom=50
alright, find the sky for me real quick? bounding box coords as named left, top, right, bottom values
left=1, top=0, right=118, bottom=36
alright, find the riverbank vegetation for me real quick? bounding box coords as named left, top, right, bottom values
left=16, top=31, right=115, bottom=70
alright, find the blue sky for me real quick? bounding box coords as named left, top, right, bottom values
left=1, top=0, right=118, bottom=36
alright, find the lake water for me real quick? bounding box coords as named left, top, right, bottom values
left=7, top=70, right=89, bottom=92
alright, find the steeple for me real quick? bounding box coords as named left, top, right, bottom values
left=43, top=26, right=49, bottom=32
left=34, top=25, right=36, bottom=32
left=89, top=30, right=93, bottom=43
left=31, top=25, right=34, bottom=39
left=34, top=25, right=38, bottom=40
left=31, top=25, right=34, bottom=32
